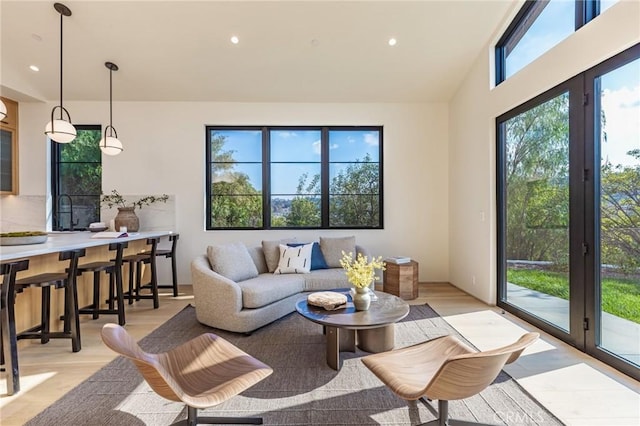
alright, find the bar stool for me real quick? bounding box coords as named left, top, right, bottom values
left=140, top=233, right=179, bottom=297
left=1, top=259, right=30, bottom=395
left=77, top=242, right=128, bottom=326
left=13, top=249, right=85, bottom=353
left=122, top=237, right=160, bottom=309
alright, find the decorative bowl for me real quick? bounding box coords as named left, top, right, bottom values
left=0, top=232, right=49, bottom=246
left=89, top=226, right=109, bottom=233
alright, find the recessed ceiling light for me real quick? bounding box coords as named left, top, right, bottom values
left=388, top=38, right=397, bottom=46
left=29, top=65, right=40, bottom=72
left=230, top=36, right=239, bottom=44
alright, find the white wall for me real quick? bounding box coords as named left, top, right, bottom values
left=448, top=1, right=640, bottom=304
left=6, top=100, right=449, bottom=285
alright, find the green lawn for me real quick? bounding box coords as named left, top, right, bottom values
left=507, top=268, right=640, bottom=324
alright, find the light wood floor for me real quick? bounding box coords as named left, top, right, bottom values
left=1, top=283, right=639, bottom=425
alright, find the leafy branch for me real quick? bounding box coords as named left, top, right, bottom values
left=101, top=189, right=169, bottom=210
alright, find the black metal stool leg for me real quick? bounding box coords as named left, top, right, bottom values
left=171, top=255, right=178, bottom=297
left=41, top=287, right=51, bottom=344
left=66, top=277, right=81, bottom=353
left=127, top=261, right=135, bottom=305
left=92, top=271, right=101, bottom=319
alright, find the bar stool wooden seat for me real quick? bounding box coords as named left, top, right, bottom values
left=12, top=249, right=85, bottom=354
left=1, top=259, right=30, bottom=395
left=77, top=242, right=128, bottom=326
left=139, top=233, right=179, bottom=297
left=122, top=237, right=160, bottom=309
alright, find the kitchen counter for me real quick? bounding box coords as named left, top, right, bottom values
left=0, top=230, right=174, bottom=262
left=0, top=229, right=175, bottom=396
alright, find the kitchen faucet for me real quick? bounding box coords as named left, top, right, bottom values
left=56, top=194, right=78, bottom=231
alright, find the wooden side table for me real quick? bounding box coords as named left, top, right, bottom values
left=383, top=260, right=418, bottom=300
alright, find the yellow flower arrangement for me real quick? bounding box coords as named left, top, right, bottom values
left=339, top=251, right=385, bottom=289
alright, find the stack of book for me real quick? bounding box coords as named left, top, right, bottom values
left=384, top=256, right=411, bottom=264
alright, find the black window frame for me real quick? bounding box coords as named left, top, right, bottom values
left=496, top=0, right=609, bottom=85
left=205, top=125, right=384, bottom=230
left=51, top=124, right=102, bottom=231
left=496, top=43, right=640, bottom=381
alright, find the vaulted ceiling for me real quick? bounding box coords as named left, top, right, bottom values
left=1, top=0, right=515, bottom=103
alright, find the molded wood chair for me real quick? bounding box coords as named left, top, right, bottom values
left=361, top=332, right=539, bottom=426
left=100, top=323, right=273, bottom=425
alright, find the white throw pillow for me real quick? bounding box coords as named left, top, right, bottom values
left=274, top=243, right=313, bottom=274
left=262, top=238, right=297, bottom=272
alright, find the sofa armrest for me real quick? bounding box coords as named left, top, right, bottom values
left=191, top=255, right=243, bottom=317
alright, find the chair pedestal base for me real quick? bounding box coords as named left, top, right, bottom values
left=419, top=399, right=500, bottom=426
left=171, top=406, right=263, bottom=425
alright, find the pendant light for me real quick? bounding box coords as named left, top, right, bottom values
left=99, top=62, right=123, bottom=155
left=44, top=3, right=76, bottom=143
left=0, top=99, right=7, bottom=121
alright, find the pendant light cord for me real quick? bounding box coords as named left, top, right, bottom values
left=59, top=11, right=63, bottom=119
left=109, top=67, right=113, bottom=129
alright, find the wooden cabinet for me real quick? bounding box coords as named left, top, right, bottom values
left=383, top=260, right=419, bottom=300
left=0, top=96, right=19, bottom=194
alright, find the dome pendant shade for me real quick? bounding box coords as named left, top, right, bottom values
left=45, top=119, right=77, bottom=143
left=0, top=99, right=7, bottom=120
left=100, top=136, right=123, bottom=156
left=101, top=61, right=123, bottom=156
left=46, top=3, right=76, bottom=144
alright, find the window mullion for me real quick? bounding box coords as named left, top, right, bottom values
left=263, top=127, right=270, bottom=229
left=321, top=127, right=330, bottom=228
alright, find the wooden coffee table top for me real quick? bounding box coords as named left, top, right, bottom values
left=296, top=288, right=409, bottom=330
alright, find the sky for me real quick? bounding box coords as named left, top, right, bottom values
left=600, top=58, right=640, bottom=168
left=211, top=129, right=380, bottom=194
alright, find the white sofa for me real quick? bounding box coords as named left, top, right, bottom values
left=191, top=238, right=369, bottom=333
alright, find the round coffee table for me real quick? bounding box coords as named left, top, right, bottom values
left=296, top=288, right=409, bottom=370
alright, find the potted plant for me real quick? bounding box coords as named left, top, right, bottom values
left=101, top=189, right=169, bottom=232
left=339, top=251, right=385, bottom=311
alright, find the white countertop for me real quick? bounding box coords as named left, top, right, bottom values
left=0, top=231, right=174, bottom=262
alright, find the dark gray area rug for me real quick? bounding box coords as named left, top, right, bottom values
left=26, top=304, right=562, bottom=425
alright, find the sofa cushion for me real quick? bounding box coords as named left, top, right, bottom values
left=303, top=268, right=349, bottom=292
left=262, top=238, right=297, bottom=273
left=207, top=242, right=259, bottom=282
left=237, top=273, right=305, bottom=308
left=319, top=236, right=356, bottom=268
left=274, top=243, right=313, bottom=274
left=247, top=246, right=268, bottom=274
left=288, top=242, right=329, bottom=270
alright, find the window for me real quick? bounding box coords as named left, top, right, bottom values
left=496, top=0, right=620, bottom=84
left=51, top=125, right=102, bottom=230
left=206, top=126, right=383, bottom=230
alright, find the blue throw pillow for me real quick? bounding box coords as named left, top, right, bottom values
left=288, top=242, right=329, bottom=270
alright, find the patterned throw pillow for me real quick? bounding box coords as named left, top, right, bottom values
left=262, top=238, right=297, bottom=273
left=287, top=242, right=329, bottom=270
left=274, top=243, right=313, bottom=274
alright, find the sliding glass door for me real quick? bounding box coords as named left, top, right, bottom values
left=498, top=44, right=639, bottom=379
left=588, top=53, right=640, bottom=371
left=500, top=90, right=573, bottom=334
